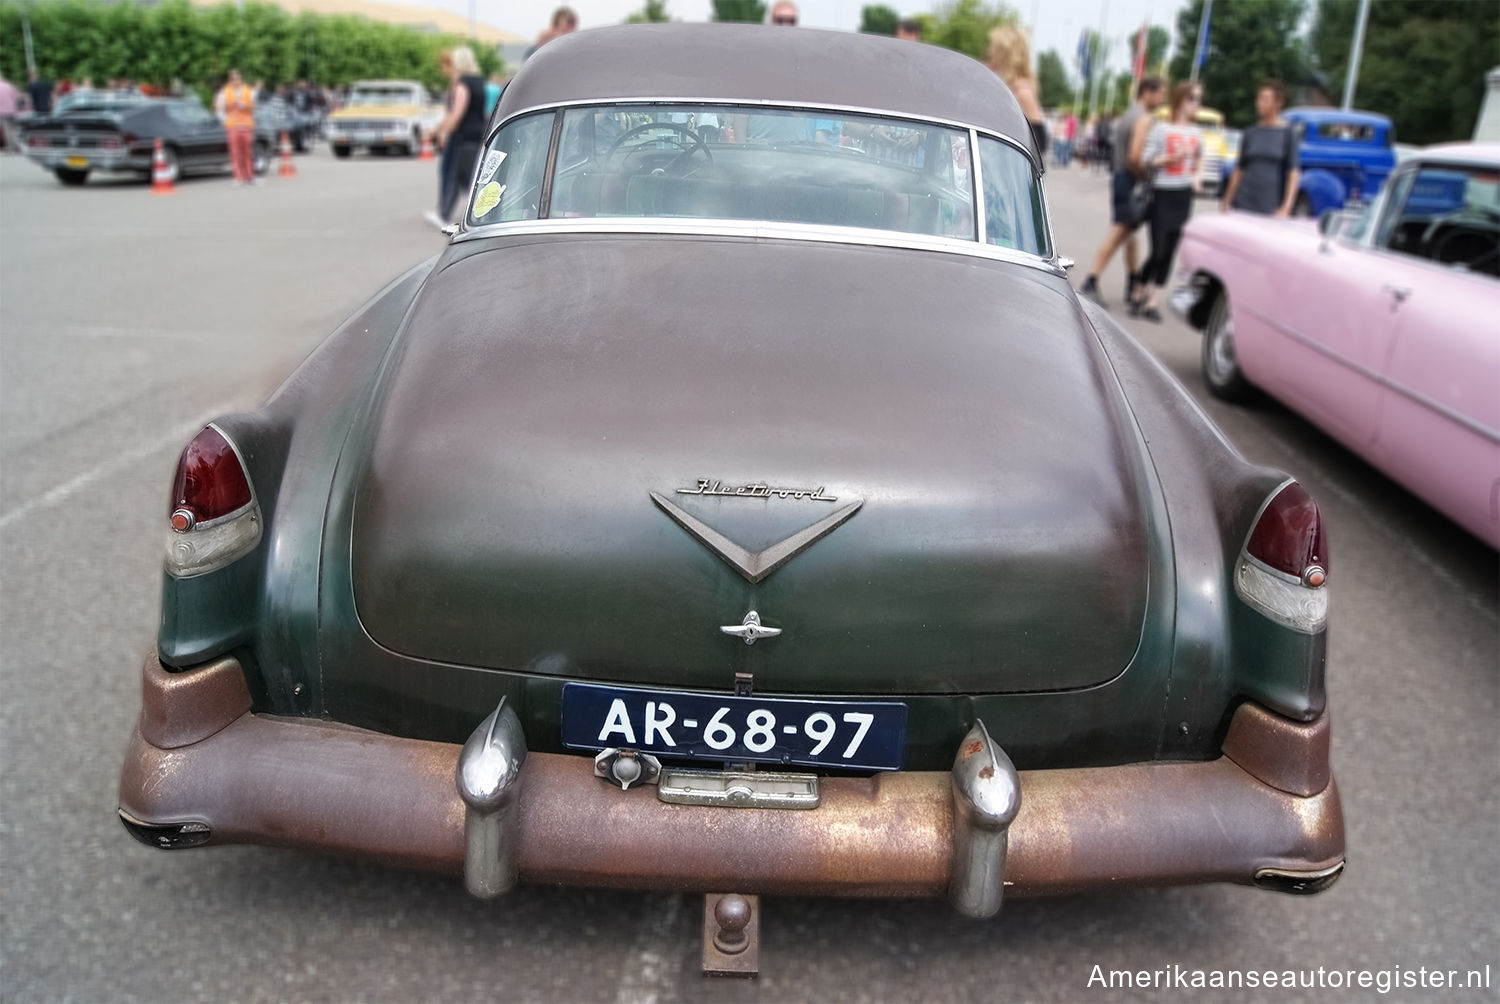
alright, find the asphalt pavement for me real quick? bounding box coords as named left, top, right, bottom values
left=1, top=147, right=1496, bottom=1003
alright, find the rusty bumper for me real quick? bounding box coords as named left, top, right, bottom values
left=120, top=654, right=1344, bottom=901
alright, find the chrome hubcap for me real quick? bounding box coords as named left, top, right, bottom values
left=1209, top=304, right=1236, bottom=381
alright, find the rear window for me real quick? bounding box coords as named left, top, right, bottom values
left=1314, top=122, right=1378, bottom=143
left=468, top=102, right=1051, bottom=256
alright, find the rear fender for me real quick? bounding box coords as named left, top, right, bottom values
left=158, top=258, right=436, bottom=717
left=1299, top=169, right=1348, bottom=214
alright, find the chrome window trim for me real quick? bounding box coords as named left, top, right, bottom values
left=464, top=100, right=1055, bottom=268
left=969, top=127, right=986, bottom=246
left=487, top=97, right=1041, bottom=171
left=450, top=216, right=1067, bottom=277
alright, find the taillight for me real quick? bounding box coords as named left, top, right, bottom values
left=1246, top=482, right=1328, bottom=587
left=1234, top=481, right=1329, bottom=632
left=170, top=426, right=252, bottom=529
left=165, top=425, right=261, bottom=577
left=28, top=134, right=49, bottom=148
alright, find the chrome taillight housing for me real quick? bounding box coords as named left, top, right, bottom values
left=164, top=424, right=262, bottom=577
left=1234, top=481, right=1329, bottom=632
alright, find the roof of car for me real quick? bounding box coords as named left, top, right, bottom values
left=1285, top=106, right=1392, bottom=127
left=496, top=23, right=1034, bottom=154
left=1407, top=141, right=1500, bottom=167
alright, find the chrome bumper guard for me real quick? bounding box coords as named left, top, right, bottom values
left=119, top=654, right=1344, bottom=907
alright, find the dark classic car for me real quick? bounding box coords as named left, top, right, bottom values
left=120, top=24, right=1343, bottom=961
left=21, top=95, right=273, bottom=186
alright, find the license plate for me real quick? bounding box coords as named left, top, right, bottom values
left=562, top=683, right=907, bottom=772
left=65, top=156, right=88, bottom=168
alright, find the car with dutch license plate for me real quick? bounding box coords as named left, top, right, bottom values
left=119, top=24, right=1345, bottom=957
left=325, top=80, right=441, bottom=157
left=1173, top=142, right=1500, bottom=547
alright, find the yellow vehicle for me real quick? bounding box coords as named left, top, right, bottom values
left=1155, top=105, right=1230, bottom=195
left=327, top=80, right=444, bottom=158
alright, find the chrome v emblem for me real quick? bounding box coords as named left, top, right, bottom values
left=650, top=491, right=862, bottom=584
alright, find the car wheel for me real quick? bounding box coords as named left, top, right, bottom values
left=1293, top=193, right=1313, bottom=217
left=332, top=145, right=351, bottom=159
left=54, top=167, right=90, bottom=186
left=252, top=140, right=271, bottom=175
left=1201, top=292, right=1253, bottom=402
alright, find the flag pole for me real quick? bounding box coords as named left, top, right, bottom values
left=1341, top=0, right=1371, bottom=110
left=1086, top=0, right=1109, bottom=123
left=1189, top=0, right=1211, bottom=83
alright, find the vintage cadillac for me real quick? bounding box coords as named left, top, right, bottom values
left=1174, top=142, right=1500, bottom=548
left=120, top=24, right=1344, bottom=964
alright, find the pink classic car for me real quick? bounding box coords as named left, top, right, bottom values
left=1173, top=142, right=1500, bottom=547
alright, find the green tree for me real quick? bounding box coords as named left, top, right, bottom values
left=859, top=4, right=900, bottom=34
left=1168, top=0, right=1308, bottom=127
left=626, top=0, right=671, bottom=23
left=1036, top=49, right=1073, bottom=108
left=1311, top=0, right=1497, bottom=145
left=924, top=0, right=1017, bottom=61
left=0, top=0, right=502, bottom=98
left=711, top=0, right=767, bottom=22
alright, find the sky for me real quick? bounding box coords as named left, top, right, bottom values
left=403, top=0, right=1180, bottom=83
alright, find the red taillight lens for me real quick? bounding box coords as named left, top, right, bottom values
left=28, top=134, right=49, bottom=148
left=170, top=426, right=252, bottom=528
left=1247, top=482, right=1328, bottom=584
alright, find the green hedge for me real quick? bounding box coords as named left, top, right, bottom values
left=0, top=0, right=502, bottom=98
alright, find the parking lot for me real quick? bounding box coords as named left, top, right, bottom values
left=1, top=146, right=1495, bottom=1001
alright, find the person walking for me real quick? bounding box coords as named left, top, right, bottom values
left=428, top=46, right=487, bottom=228
left=1130, top=82, right=1204, bottom=321
left=985, top=25, right=1047, bottom=158
left=1222, top=78, right=1301, bottom=217
left=526, top=7, right=578, bottom=58
left=430, top=50, right=457, bottom=229
left=26, top=69, right=54, bottom=117
left=1077, top=76, right=1165, bottom=307
left=215, top=69, right=257, bottom=185
left=1058, top=111, right=1077, bottom=167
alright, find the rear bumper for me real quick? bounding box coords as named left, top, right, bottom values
left=120, top=653, right=1344, bottom=904
left=24, top=147, right=152, bottom=172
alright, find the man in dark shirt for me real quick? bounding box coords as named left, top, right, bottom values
left=26, top=69, right=53, bottom=116
left=1223, top=79, right=1301, bottom=217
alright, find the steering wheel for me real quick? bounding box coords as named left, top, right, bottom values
left=605, top=122, right=713, bottom=174
left=1420, top=205, right=1500, bottom=246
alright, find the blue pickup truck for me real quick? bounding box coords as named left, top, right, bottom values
left=1282, top=107, right=1397, bottom=215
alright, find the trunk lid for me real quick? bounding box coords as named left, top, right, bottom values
left=349, top=235, right=1155, bottom=695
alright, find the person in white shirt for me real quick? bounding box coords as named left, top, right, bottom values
left=1129, top=82, right=1203, bottom=321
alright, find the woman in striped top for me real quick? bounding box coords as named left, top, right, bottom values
left=1130, top=82, right=1204, bottom=321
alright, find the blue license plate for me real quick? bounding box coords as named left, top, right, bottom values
left=561, top=683, right=907, bottom=772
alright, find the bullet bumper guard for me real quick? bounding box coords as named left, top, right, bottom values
left=119, top=654, right=1344, bottom=914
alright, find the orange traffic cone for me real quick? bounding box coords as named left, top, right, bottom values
left=419, top=133, right=436, bottom=161
left=278, top=131, right=296, bottom=177
left=151, top=138, right=176, bottom=195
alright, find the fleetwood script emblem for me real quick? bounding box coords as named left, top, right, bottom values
left=651, top=480, right=862, bottom=584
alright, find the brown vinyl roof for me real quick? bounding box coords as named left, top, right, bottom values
left=497, top=23, right=1033, bottom=154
